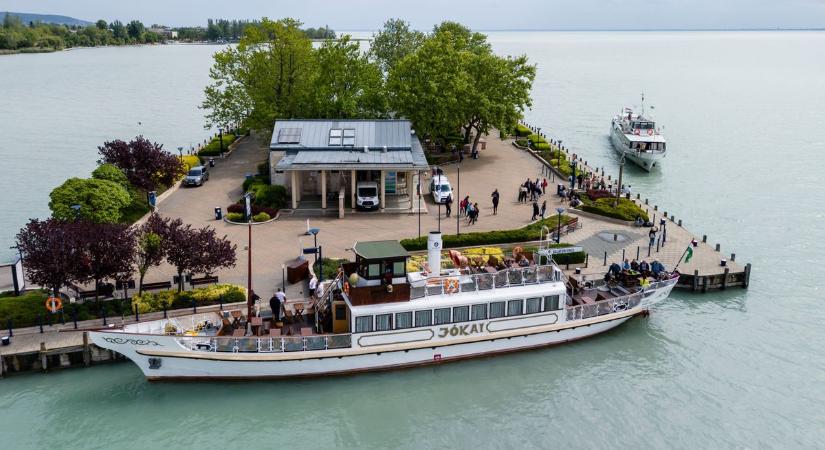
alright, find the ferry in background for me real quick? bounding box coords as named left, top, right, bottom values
left=89, top=232, right=678, bottom=380
left=610, top=95, right=667, bottom=171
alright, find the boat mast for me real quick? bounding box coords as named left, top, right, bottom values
left=640, top=93, right=645, bottom=117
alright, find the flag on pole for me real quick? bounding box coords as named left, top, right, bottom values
left=684, top=245, right=693, bottom=263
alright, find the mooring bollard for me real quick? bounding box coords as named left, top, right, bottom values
left=645, top=198, right=648, bottom=205
left=678, top=219, right=682, bottom=226
left=622, top=249, right=626, bottom=261
left=731, top=253, right=736, bottom=261
left=134, top=304, right=139, bottom=322
left=613, top=233, right=618, bottom=241
left=636, top=246, right=640, bottom=260
left=37, top=314, right=43, bottom=333
left=603, top=251, right=607, bottom=266
left=715, top=243, right=721, bottom=252
left=72, top=307, right=78, bottom=329
left=703, top=235, right=707, bottom=243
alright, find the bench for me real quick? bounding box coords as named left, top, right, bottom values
left=141, top=281, right=173, bottom=291
left=190, top=276, right=219, bottom=287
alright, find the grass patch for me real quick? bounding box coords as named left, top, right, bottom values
left=197, top=134, right=237, bottom=157
left=400, top=216, right=578, bottom=251
left=577, top=196, right=649, bottom=222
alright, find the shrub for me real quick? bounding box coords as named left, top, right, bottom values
left=252, top=212, right=271, bottom=222
left=226, top=212, right=244, bottom=222
left=578, top=196, right=649, bottom=222
left=585, top=189, right=614, bottom=200
left=533, top=142, right=551, bottom=151
left=132, top=284, right=246, bottom=314
left=250, top=184, right=287, bottom=210
left=400, top=216, right=576, bottom=251
left=92, top=163, right=129, bottom=187
left=0, top=290, right=134, bottom=328
left=179, top=155, right=201, bottom=172
left=515, top=124, right=532, bottom=137
left=515, top=139, right=528, bottom=147
left=226, top=203, right=244, bottom=214
left=313, top=257, right=351, bottom=281
left=527, top=134, right=546, bottom=145
left=197, top=134, right=236, bottom=157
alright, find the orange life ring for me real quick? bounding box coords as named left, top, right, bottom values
left=647, top=129, right=654, bottom=136
left=343, top=281, right=350, bottom=295
left=443, top=278, right=459, bottom=294
left=45, top=297, right=62, bottom=313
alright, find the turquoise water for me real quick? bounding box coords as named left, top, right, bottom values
left=2, top=32, right=824, bottom=448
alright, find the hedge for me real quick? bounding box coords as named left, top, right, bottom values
left=197, top=134, right=237, bottom=157
left=131, top=284, right=246, bottom=314
left=400, top=216, right=576, bottom=251
left=527, top=133, right=547, bottom=145
left=577, top=196, right=649, bottom=222
left=515, top=124, right=532, bottom=137
left=533, top=142, right=551, bottom=151
left=226, top=212, right=244, bottom=222
left=252, top=212, right=271, bottom=222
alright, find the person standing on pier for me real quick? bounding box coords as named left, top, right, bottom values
left=541, top=178, right=548, bottom=195
left=531, top=201, right=539, bottom=221
left=491, top=189, right=500, bottom=215
left=649, top=228, right=656, bottom=247
left=445, top=194, right=452, bottom=218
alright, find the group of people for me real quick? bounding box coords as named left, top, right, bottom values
left=607, top=258, right=670, bottom=282
left=443, top=189, right=502, bottom=224
left=518, top=177, right=547, bottom=203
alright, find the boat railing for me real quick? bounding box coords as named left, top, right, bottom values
left=410, top=264, right=563, bottom=300
left=176, top=333, right=353, bottom=354
left=565, top=292, right=643, bottom=321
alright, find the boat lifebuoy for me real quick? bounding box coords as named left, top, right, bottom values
left=647, top=129, right=654, bottom=136
left=343, top=281, right=350, bottom=295
left=443, top=278, right=459, bottom=294
left=45, top=297, right=62, bottom=313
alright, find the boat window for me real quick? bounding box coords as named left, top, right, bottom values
left=526, top=297, right=542, bottom=314
left=368, top=263, right=380, bottom=277
left=393, top=261, right=405, bottom=276
left=471, top=304, right=488, bottom=320
left=507, top=299, right=523, bottom=316
left=415, top=310, right=432, bottom=327
left=375, top=314, right=392, bottom=331
left=489, top=301, right=505, bottom=318
left=434, top=308, right=451, bottom=325
left=452, top=306, right=469, bottom=323
left=355, top=316, right=373, bottom=333
left=395, top=312, right=412, bottom=329
left=544, top=295, right=560, bottom=311
left=335, top=304, right=347, bottom=320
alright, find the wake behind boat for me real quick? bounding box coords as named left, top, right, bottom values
left=89, top=232, right=678, bottom=381
left=610, top=96, right=667, bottom=171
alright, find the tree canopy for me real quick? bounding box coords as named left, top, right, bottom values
left=49, top=177, right=131, bottom=223
left=369, top=18, right=424, bottom=75
left=164, top=219, right=237, bottom=291
left=98, top=136, right=184, bottom=192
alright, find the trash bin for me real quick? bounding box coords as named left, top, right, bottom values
left=557, top=184, right=563, bottom=196
left=208, top=158, right=215, bottom=167
left=214, top=207, right=222, bottom=220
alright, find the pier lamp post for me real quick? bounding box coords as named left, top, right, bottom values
left=456, top=165, right=460, bottom=236
left=417, top=170, right=421, bottom=242
left=218, top=126, right=224, bottom=158
left=244, top=192, right=254, bottom=319
left=614, top=154, right=626, bottom=208
left=177, top=146, right=183, bottom=158
left=555, top=207, right=565, bottom=243
left=570, top=159, right=576, bottom=190
left=308, top=228, right=321, bottom=267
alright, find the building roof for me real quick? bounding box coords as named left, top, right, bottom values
left=271, top=119, right=429, bottom=171
left=353, top=240, right=409, bottom=260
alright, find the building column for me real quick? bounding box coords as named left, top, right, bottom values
left=408, top=171, right=415, bottom=210
left=321, top=170, right=327, bottom=209
left=351, top=170, right=356, bottom=211
left=380, top=170, right=386, bottom=210
left=290, top=171, right=298, bottom=209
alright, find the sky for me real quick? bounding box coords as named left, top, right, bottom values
left=1, top=0, right=824, bottom=30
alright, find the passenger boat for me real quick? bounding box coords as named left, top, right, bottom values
left=89, top=233, right=678, bottom=380
left=610, top=96, right=667, bottom=171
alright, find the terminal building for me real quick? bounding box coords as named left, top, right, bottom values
left=269, top=119, right=429, bottom=216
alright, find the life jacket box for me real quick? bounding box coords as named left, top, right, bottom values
left=331, top=299, right=349, bottom=334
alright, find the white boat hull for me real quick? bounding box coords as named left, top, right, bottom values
left=609, top=127, right=665, bottom=171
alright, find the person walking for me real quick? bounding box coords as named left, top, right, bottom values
left=519, top=184, right=528, bottom=203
left=445, top=194, right=452, bottom=218
left=649, top=228, right=656, bottom=247
left=472, top=203, right=480, bottom=224
left=541, top=178, right=548, bottom=195
left=466, top=202, right=474, bottom=225
left=540, top=200, right=547, bottom=219
left=270, top=288, right=286, bottom=321
left=531, top=200, right=539, bottom=221
left=491, top=189, right=500, bottom=215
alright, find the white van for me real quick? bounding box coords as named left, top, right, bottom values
left=430, top=175, right=452, bottom=204
left=356, top=181, right=380, bottom=210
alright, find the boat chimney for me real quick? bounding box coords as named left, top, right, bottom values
left=427, top=231, right=442, bottom=276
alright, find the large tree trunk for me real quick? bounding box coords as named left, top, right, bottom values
left=138, top=270, right=146, bottom=295
left=463, top=124, right=473, bottom=144
left=471, top=127, right=484, bottom=154
left=177, top=270, right=184, bottom=292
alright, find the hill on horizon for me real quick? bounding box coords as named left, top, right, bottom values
left=0, top=11, right=91, bottom=27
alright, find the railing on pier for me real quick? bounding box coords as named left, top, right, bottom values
left=564, top=292, right=643, bottom=321
left=176, top=333, right=353, bottom=354
left=410, top=264, right=564, bottom=300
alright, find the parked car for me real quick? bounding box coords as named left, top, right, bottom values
left=430, top=175, right=452, bottom=203
left=184, top=166, right=209, bottom=186
left=356, top=181, right=380, bottom=210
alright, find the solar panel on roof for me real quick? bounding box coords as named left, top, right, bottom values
left=277, top=127, right=302, bottom=144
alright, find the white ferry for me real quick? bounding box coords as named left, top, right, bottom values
left=610, top=97, right=666, bottom=171
left=89, top=233, right=678, bottom=380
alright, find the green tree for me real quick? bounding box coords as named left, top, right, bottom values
left=126, top=20, right=144, bottom=41
left=49, top=178, right=131, bottom=223
left=91, top=163, right=129, bottom=186
left=202, top=18, right=315, bottom=133
left=110, top=20, right=126, bottom=40
left=370, top=18, right=424, bottom=75
left=388, top=30, right=471, bottom=142
left=95, top=19, right=107, bottom=30
left=310, top=36, right=387, bottom=118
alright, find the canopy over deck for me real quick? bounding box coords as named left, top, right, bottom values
left=352, top=240, right=409, bottom=261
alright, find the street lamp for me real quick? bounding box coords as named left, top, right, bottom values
left=614, top=153, right=626, bottom=208
left=308, top=227, right=320, bottom=267
left=218, top=126, right=224, bottom=158
left=557, top=140, right=563, bottom=170
left=555, top=207, right=565, bottom=243
left=177, top=146, right=183, bottom=158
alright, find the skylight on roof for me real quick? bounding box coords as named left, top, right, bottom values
left=342, top=128, right=356, bottom=146
left=329, top=128, right=343, bottom=146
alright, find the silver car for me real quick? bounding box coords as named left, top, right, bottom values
left=184, top=166, right=209, bottom=186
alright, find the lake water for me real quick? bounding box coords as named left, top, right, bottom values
left=1, top=32, right=824, bottom=448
